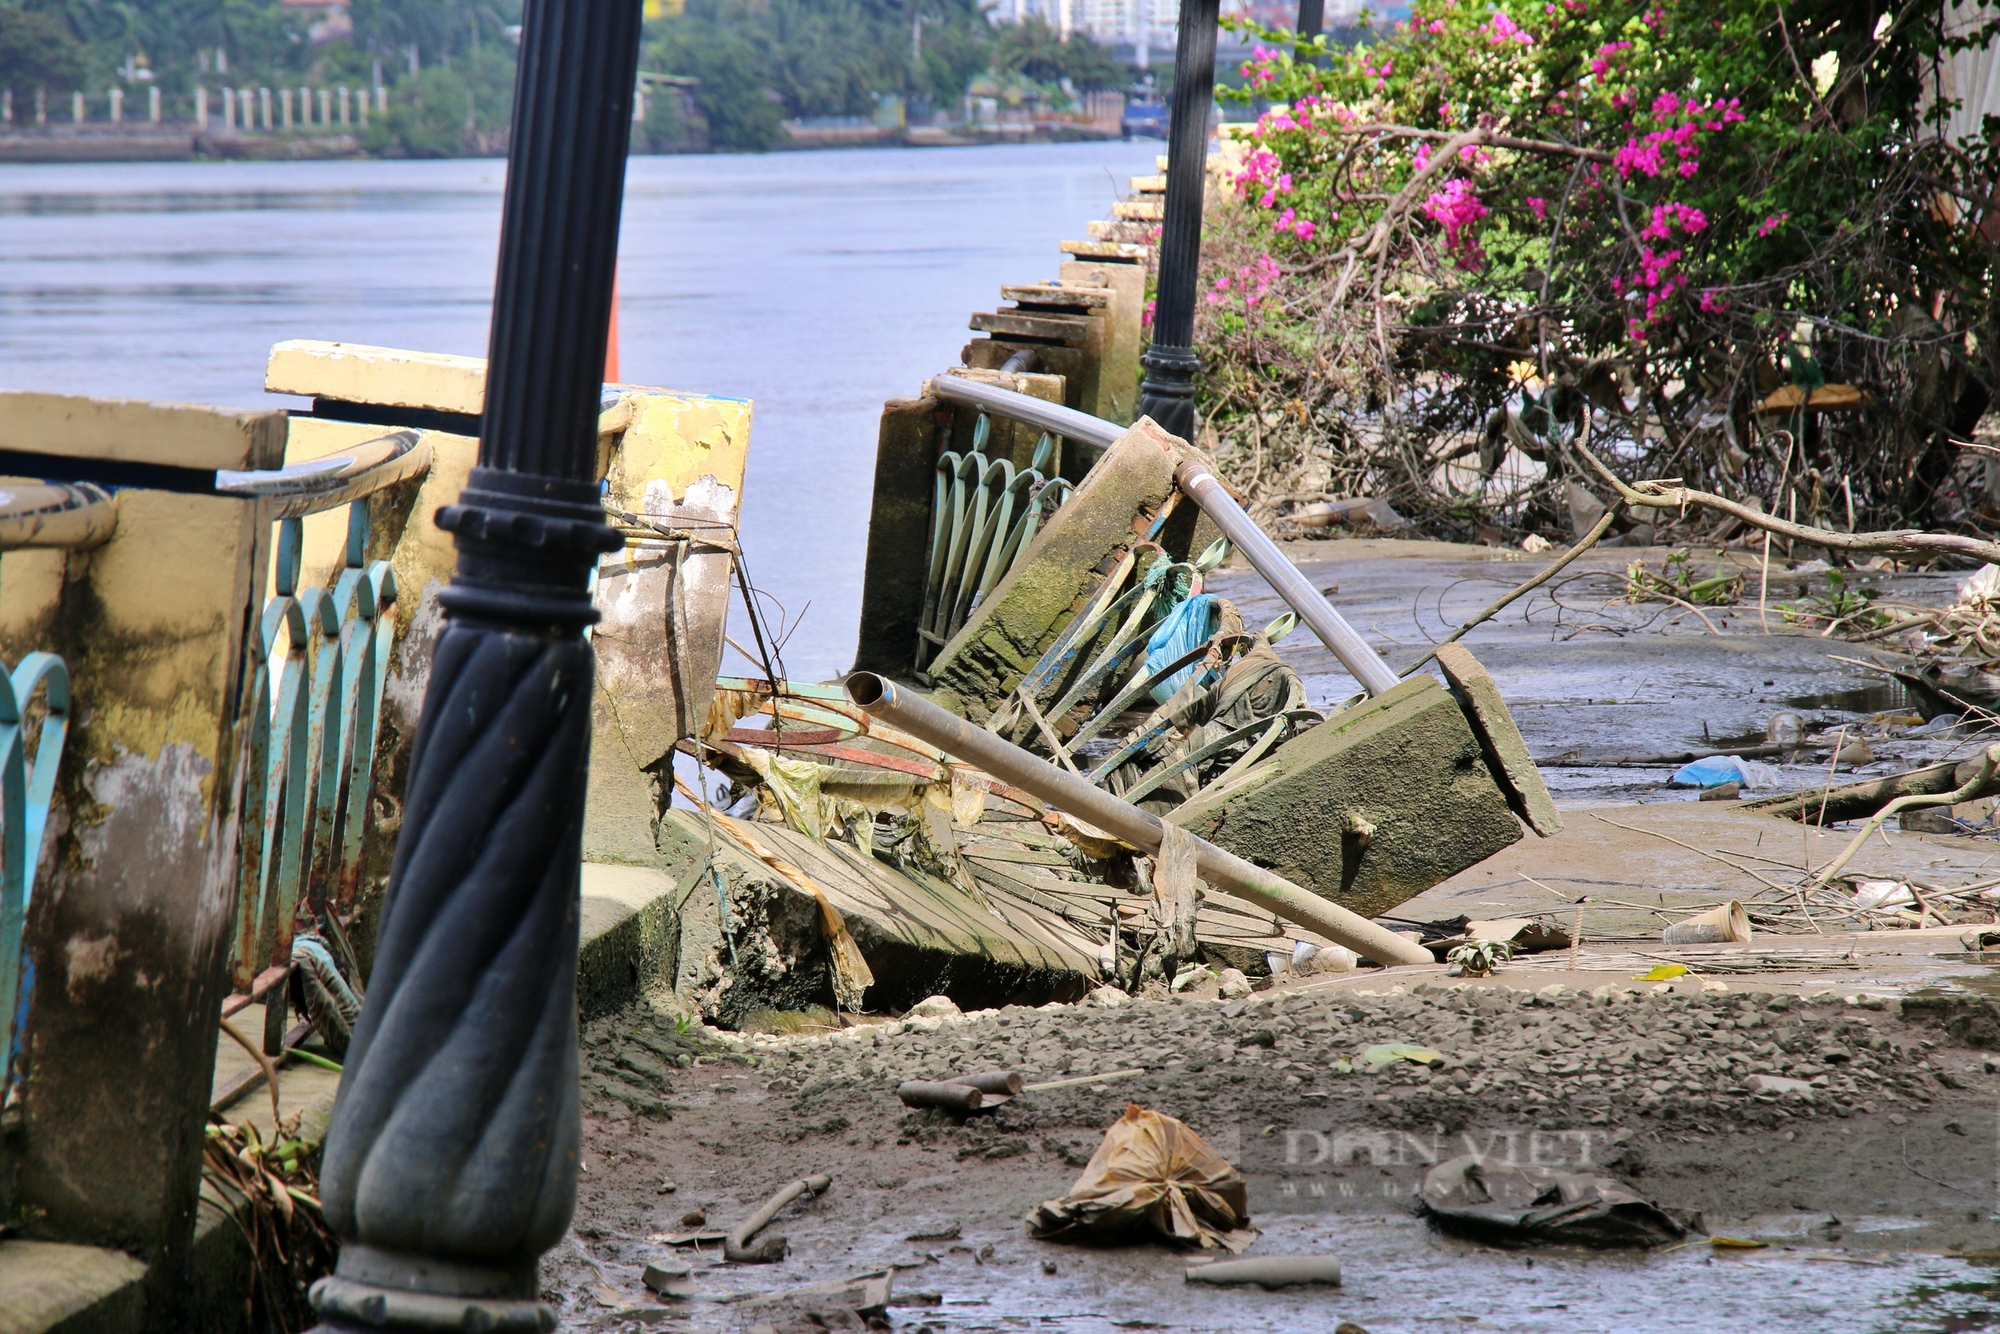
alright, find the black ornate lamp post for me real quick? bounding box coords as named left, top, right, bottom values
left=1295, top=0, right=1323, bottom=51
left=307, top=0, right=639, bottom=1329
left=1135, top=0, right=1220, bottom=442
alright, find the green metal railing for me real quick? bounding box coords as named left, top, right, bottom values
left=914, top=413, right=1073, bottom=671
left=216, top=430, right=428, bottom=1056
left=0, top=482, right=118, bottom=1103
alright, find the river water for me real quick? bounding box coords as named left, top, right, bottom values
left=0, top=142, right=1159, bottom=679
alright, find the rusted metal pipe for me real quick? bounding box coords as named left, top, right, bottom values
left=725, top=1173, right=831, bottom=1263
left=897, top=1080, right=983, bottom=1111
left=843, top=674, right=1431, bottom=967
left=1175, top=461, right=1399, bottom=696
left=958, top=1070, right=1022, bottom=1096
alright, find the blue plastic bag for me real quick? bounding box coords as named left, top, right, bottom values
left=1671, top=755, right=1781, bottom=789
left=1143, top=594, right=1218, bottom=703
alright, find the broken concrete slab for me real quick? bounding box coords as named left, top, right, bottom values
left=0, top=1239, right=146, bottom=1334
left=578, top=863, right=689, bottom=1022
left=1169, top=676, right=1525, bottom=922
left=1435, top=643, right=1562, bottom=837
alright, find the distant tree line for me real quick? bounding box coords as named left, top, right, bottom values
left=641, top=0, right=1127, bottom=152
left=0, top=0, right=520, bottom=154
left=0, top=0, right=1127, bottom=155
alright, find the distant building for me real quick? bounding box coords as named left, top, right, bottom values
left=987, top=0, right=1372, bottom=68
left=282, top=0, right=353, bottom=45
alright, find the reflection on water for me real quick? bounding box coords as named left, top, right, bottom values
left=0, top=143, right=1158, bottom=678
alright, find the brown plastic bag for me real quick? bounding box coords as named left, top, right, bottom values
left=1026, top=1104, right=1257, bottom=1251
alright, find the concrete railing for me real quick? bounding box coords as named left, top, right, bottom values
left=0, top=389, right=288, bottom=1288
left=0, top=482, right=117, bottom=1111
left=0, top=349, right=753, bottom=1303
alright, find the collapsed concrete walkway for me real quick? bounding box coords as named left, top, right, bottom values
left=536, top=535, right=2000, bottom=1331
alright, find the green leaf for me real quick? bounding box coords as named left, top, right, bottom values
left=1361, top=1042, right=1444, bottom=1067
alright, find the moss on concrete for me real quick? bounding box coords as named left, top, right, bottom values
left=924, top=418, right=1201, bottom=721
left=577, top=863, right=693, bottom=1022
left=1170, top=676, right=1525, bottom=922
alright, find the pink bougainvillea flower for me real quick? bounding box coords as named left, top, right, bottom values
left=1487, top=10, right=1534, bottom=44
left=1421, top=178, right=1489, bottom=269
left=1757, top=212, right=1790, bottom=237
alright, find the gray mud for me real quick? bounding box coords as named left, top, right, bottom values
left=551, top=980, right=2000, bottom=1332
left=1205, top=540, right=1985, bottom=807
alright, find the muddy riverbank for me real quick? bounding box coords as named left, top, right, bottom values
left=551, top=977, right=2000, bottom=1333
left=1205, top=537, right=1979, bottom=806
left=541, top=534, right=2000, bottom=1332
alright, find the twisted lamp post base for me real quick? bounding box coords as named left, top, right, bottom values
left=309, top=472, right=621, bottom=1332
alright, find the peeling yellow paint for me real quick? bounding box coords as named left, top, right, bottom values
left=603, top=391, right=753, bottom=509
left=261, top=344, right=755, bottom=879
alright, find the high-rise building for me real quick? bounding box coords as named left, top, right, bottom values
left=988, top=0, right=1369, bottom=68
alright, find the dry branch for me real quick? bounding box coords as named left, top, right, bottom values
left=1572, top=410, right=2000, bottom=567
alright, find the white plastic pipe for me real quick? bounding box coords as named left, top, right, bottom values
left=1176, top=460, right=1399, bottom=695
left=845, top=673, right=1432, bottom=967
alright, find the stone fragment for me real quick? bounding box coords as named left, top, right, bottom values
left=906, top=995, right=964, bottom=1020
left=1434, top=643, right=1562, bottom=836
left=1171, top=676, right=1523, bottom=921
left=1746, top=1074, right=1813, bottom=1096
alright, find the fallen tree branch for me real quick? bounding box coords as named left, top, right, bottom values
left=1402, top=501, right=1624, bottom=675
left=1331, top=124, right=1501, bottom=307
left=1809, top=744, right=2000, bottom=889
left=1327, top=121, right=1613, bottom=162
left=220, top=1016, right=284, bottom=1131
left=1571, top=412, right=2000, bottom=566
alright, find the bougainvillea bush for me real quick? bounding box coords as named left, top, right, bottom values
left=1201, top=0, right=2000, bottom=544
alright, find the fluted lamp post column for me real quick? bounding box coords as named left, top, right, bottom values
left=307, top=0, right=640, bottom=1329
left=1134, top=0, right=1221, bottom=442
left=1295, top=0, right=1323, bottom=49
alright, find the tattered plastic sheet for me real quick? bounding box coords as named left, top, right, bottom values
left=1027, top=1104, right=1257, bottom=1252
left=1419, top=1155, right=1691, bottom=1248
